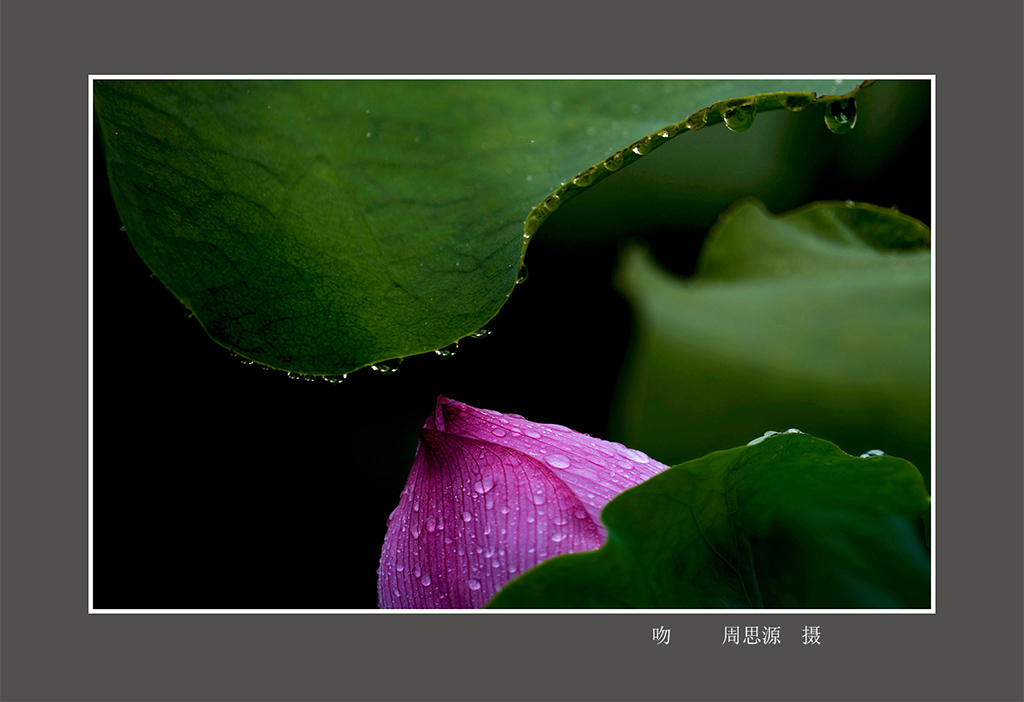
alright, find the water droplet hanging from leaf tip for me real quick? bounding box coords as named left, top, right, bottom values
left=434, top=342, right=459, bottom=358
left=722, top=103, right=756, bottom=132
left=372, top=358, right=403, bottom=375
left=469, top=319, right=495, bottom=338
left=824, top=97, right=857, bottom=134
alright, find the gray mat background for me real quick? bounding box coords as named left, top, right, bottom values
left=2, top=2, right=1021, bottom=700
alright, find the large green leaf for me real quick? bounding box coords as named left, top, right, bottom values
left=487, top=433, right=930, bottom=608
left=95, top=79, right=870, bottom=375
left=612, top=199, right=931, bottom=484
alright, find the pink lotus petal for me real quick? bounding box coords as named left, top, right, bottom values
left=437, top=398, right=668, bottom=531
left=378, top=397, right=670, bottom=609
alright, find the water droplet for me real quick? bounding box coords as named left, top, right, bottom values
left=543, top=194, right=561, bottom=212
left=434, top=342, right=459, bottom=358
left=323, top=374, right=347, bottom=384
left=526, top=515, right=535, bottom=524
left=396, top=563, right=405, bottom=572
left=412, top=501, right=419, bottom=512
left=462, top=511, right=473, bottom=522
left=824, top=97, right=857, bottom=134
left=524, top=429, right=541, bottom=439
left=630, top=136, right=652, bottom=156
left=425, top=516, right=437, bottom=533
left=574, top=508, right=588, bottom=520
left=572, top=166, right=600, bottom=187
left=617, top=447, right=651, bottom=464
left=500, top=505, right=510, bottom=515
left=544, top=455, right=571, bottom=469
left=515, top=265, right=529, bottom=285
left=551, top=532, right=567, bottom=543
left=508, top=565, right=518, bottom=573
left=491, top=427, right=507, bottom=437
left=120, top=225, right=127, bottom=232
left=721, top=103, right=756, bottom=132
left=523, top=213, right=543, bottom=241
left=658, top=125, right=678, bottom=139
left=747, top=430, right=781, bottom=446
left=785, top=428, right=803, bottom=434
left=468, top=578, right=482, bottom=591
left=372, top=358, right=403, bottom=375
left=532, top=490, right=546, bottom=506
left=860, top=449, right=886, bottom=458
left=603, top=151, right=625, bottom=171
left=783, top=94, right=812, bottom=112
left=483, top=524, right=492, bottom=536
left=469, top=322, right=494, bottom=338
left=410, top=522, right=422, bottom=539
left=473, top=476, right=495, bottom=494
left=492, top=560, right=501, bottom=568
left=685, top=111, right=708, bottom=130
left=420, top=574, right=431, bottom=586
left=845, top=200, right=856, bottom=207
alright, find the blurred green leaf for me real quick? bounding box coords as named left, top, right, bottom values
left=95, top=79, right=869, bottom=375
left=487, top=433, right=930, bottom=608
left=612, top=199, right=931, bottom=484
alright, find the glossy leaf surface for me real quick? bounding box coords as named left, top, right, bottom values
left=94, top=79, right=868, bottom=374
left=613, top=199, right=931, bottom=483
left=488, top=433, right=930, bottom=608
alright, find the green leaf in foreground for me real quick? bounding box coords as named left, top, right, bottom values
left=613, top=199, right=931, bottom=485
left=487, top=433, right=930, bottom=609
left=94, top=79, right=869, bottom=375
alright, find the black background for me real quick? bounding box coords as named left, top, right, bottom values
left=92, top=80, right=931, bottom=609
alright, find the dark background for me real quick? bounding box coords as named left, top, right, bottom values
left=92, top=79, right=931, bottom=609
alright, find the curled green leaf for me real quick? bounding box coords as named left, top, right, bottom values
left=488, top=433, right=930, bottom=608
left=613, top=198, right=931, bottom=483
left=95, top=79, right=870, bottom=375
